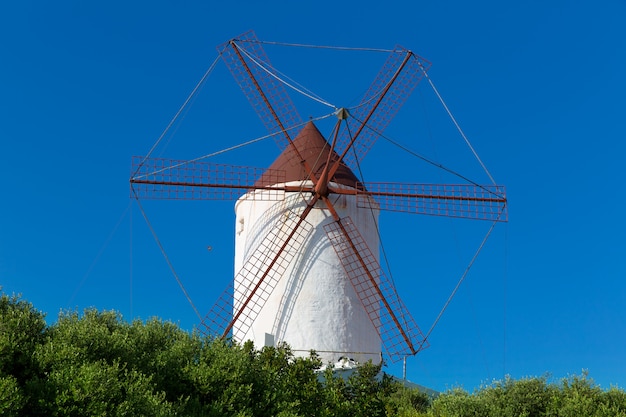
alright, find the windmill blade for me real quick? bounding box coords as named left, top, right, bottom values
left=130, top=156, right=287, bottom=201
left=199, top=202, right=315, bottom=339
left=334, top=48, right=431, bottom=171
left=324, top=217, right=428, bottom=363
left=218, top=30, right=303, bottom=150
left=356, top=182, right=508, bottom=222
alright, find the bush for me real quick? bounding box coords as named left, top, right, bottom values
left=2, top=291, right=625, bottom=416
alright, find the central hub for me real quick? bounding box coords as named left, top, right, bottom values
left=314, top=168, right=330, bottom=197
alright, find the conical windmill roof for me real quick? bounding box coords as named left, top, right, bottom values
left=256, top=121, right=360, bottom=188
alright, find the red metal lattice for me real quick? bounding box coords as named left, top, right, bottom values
left=358, top=183, right=508, bottom=222
left=324, top=217, right=428, bottom=363
left=130, top=156, right=286, bottom=201
left=218, top=31, right=303, bottom=150
left=335, top=49, right=431, bottom=171
left=199, top=207, right=313, bottom=339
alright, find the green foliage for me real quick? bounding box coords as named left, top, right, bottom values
left=553, top=373, right=626, bottom=417
left=2, top=291, right=626, bottom=416
left=385, top=386, right=431, bottom=417
left=318, top=360, right=424, bottom=417
left=23, top=308, right=185, bottom=416
left=47, top=360, right=173, bottom=417
left=429, top=373, right=626, bottom=417
left=480, top=375, right=556, bottom=417
left=0, top=293, right=47, bottom=382
left=0, top=376, right=24, bottom=417
left=430, top=387, right=490, bottom=417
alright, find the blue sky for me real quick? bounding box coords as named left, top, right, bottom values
left=1, top=1, right=625, bottom=392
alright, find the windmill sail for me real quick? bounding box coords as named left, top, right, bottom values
left=325, top=217, right=428, bottom=362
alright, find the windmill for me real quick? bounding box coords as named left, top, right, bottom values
left=130, top=31, right=507, bottom=365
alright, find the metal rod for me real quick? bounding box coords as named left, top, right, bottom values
left=321, top=197, right=416, bottom=355
left=327, top=51, right=413, bottom=181
left=222, top=194, right=319, bottom=338
left=230, top=41, right=321, bottom=186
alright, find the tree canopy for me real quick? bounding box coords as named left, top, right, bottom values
left=1, top=292, right=624, bottom=416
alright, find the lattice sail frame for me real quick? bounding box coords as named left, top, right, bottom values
left=130, top=156, right=286, bottom=201
left=130, top=157, right=507, bottom=222
left=358, top=182, right=508, bottom=222
left=335, top=49, right=431, bottom=171
left=217, top=30, right=303, bottom=151
left=324, top=217, right=428, bottom=362
left=199, top=203, right=314, bottom=339
left=218, top=30, right=432, bottom=174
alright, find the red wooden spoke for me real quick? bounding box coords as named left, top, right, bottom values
left=324, top=217, right=428, bottom=362
left=219, top=32, right=324, bottom=186
left=333, top=49, right=431, bottom=171
left=130, top=156, right=289, bottom=201
left=357, top=182, right=508, bottom=222
left=218, top=30, right=303, bottom=151
left=199, top=196, right=317, bottom=339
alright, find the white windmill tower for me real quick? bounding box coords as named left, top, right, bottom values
left=232, top=121, right=383, bottom=364
left=130, top=31, right=508, bottom=365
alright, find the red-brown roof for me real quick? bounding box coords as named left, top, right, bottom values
left=256, top=121, right=360, bottom=188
